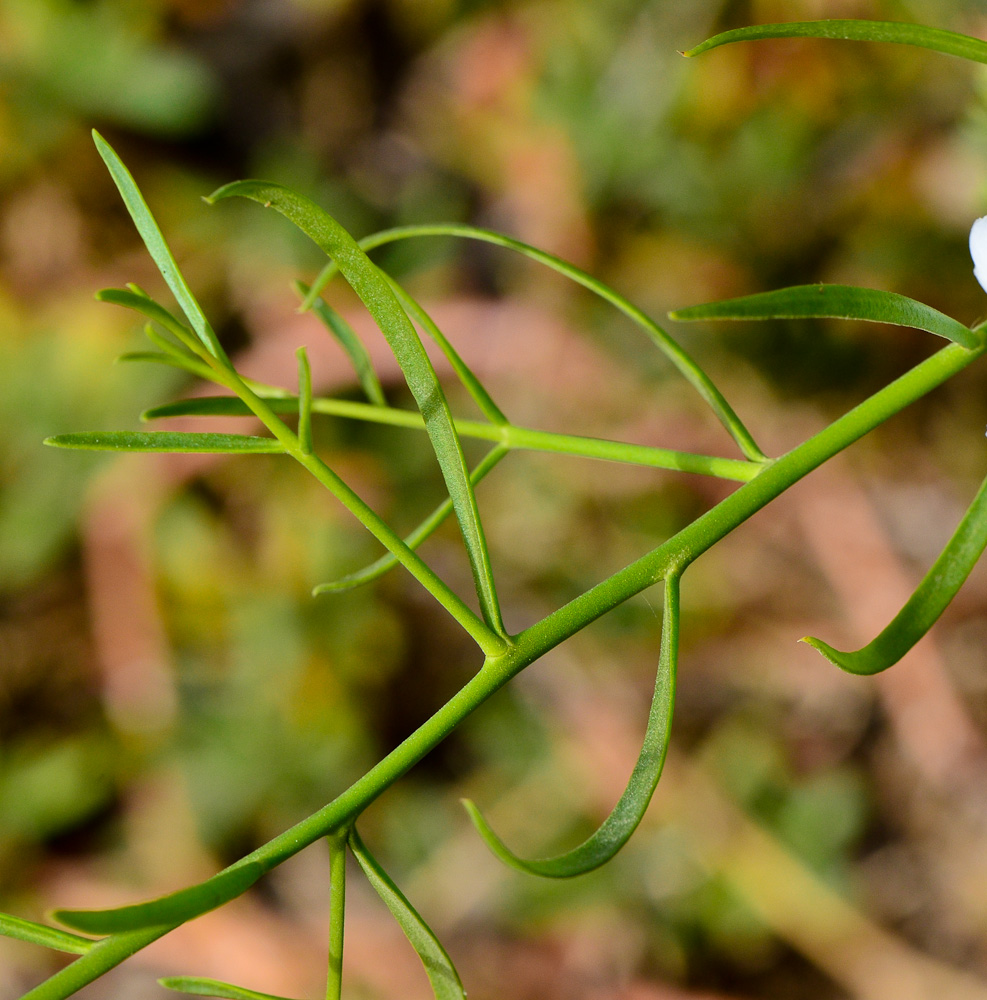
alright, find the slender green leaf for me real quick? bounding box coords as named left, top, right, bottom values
left=296, top=347, right=313, bottom=455
left=803, top=471, right=987, bottom=675
left=119, top=350, right=217, bottom=383
left=0, top=913, right=95, bottom=955
left=44, top=432, right=286, bottom=454
left=20, top=925, right=172, bottom=1000
left=53, top=862, right=264, bottom=934
left=464, top=573, right=680, bottom=877
left=683, top=19, right=987, bottom=65
left=326, top=831, right=347, bottom=1000
left=295, top=280, right=386, bottom=406
left=305, top=224, right=765, bottom=461
left=207, top=182, right=506, bottom=639
left=143, top=396, right=258, bottom=419
left=669, top=284, right=977, bottom=348
left=160, top=978, right=301, bottom=1000
left=314, top=445, right=509, bottom=595
left=385, top=277, right=508, bottom=426
left=98, top=287, right=206, bottom=360
left=93, top=132, right=226, bottom=359
left=143, top=396, right=756, bottom=481
left=349, top=829, right=465, bottom=1000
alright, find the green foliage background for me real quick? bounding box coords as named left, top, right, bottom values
left=4, top=1, right=987, bottom=998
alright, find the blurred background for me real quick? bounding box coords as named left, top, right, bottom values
left=5, top=0, right=987, bottom=997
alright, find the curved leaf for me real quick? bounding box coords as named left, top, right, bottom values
left=97, top=287, right=204, bottom=358
left=0, top=913, right=95, bottom=955
left=464, top=573, right=680, bottom=877
left=803, top=470, right=987, bottom=675
left=349, top=829, right=466, bottom=1000
left=295, top=280, right=386, bottom=406
left=118, top=351, right=218, bottom=382
left=296, top=347, right=313, bottom=455
left=44, top=432, right=285, bottom=454
left=304, top=223, right=765, bottom=462
left=314, top=445, right=509, bottom=595
left=385, top=277, right=508, bottom=426
left=20, top=925, right=172, bottom=1000
left=160, top=978, right=301, bottom=1000
left=53, top=863, right=263, bottom=935
left=669, top=285, right=977, bottom=348
left=93, top=133, right=226, bottom=359
left=683, top=19, right=987, bottom=65
left=207, top=181, right=506, bottom=639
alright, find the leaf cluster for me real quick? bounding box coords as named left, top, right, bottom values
left=11, top=16, right=987, bottom=1000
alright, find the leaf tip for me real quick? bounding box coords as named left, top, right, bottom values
left=799, top=634, right=841, bottom=664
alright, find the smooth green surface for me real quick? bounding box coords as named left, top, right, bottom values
left=24, top=106, right=987, bottom=998
left=670, top=284, right=979, bottom=349
left=54, top=863, right=265, bottom=935
left=305, top=223, right=766, bottom=462
left=295, top=280, right=386, bottom=407
left=314, top=445, right=508, bottom=595
left=44, top=432, right=286, bottom=454
left=0, top=914, right=95, bottom=955
left=141, top=396, right=759, bottom=481
left=349, top=829, right=466, bottom=1000
left=160, top=978, right=301, bottom=1000
left=683, top=19, right=987, bottom=64
left=92, top=133, right=226, bottom=359
left=326, top=831, right=347, bottom=1000
left=296, top=347, right=313, bottom=455
left=803, top=470, right=987, bottom=674
left=464, top=572, right=679, bottom=877
left=207, top=181, right=507, bottom=642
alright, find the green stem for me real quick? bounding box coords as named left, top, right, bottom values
left=307, top=224, right=766, bottom=462
left=326, top=831, right=347, bottom=1000
left=208, top=355, right=507, bottom=657
left=32, top=340, right=984, bottom=997
left=517, top=341, right=986, bottom=661
left=154, top=395, right=761, bottom=482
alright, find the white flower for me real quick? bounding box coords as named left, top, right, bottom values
left=971, top=216, right=987, bottom=293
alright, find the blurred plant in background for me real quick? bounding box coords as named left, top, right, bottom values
left=5, top=1, right=987, bottom=999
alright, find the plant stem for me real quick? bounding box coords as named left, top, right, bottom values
left=29, top=340, right=983, bottom=998
left=326, top=832, right=347, bottom=1000
left=180, top=395, right=761, bottom=482
left=518, top=341, right=985, bottom=661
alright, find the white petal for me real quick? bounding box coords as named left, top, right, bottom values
left=971, top=217, right=987, bottom=292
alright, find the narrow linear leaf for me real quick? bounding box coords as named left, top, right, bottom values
left=305, top=224, right=765, bottom=462
left=92, top=132, right=226, bottom=359
left=143, top=396, right=258, bottom=419
left=326, top=831, right=347, bottom=1000
left=0, top=913, right=96, bottom=955
left=160, top=978, right=302, bottom=1000
left=683, top=19, right=987, bottom=65
left=119, top=349, right=216, bottom=383
left=803, top=470, right=987, bottom=675
left=386, top=277, right=508, bottom=426
left=314, top=445, right=509, bottom=595
left=349, top=829, right=466, bottom=1000
left=295, top=280, right=386, bottom=406
left=44, top=432, right=286, bottom=454
left=20, top=925, right=172, bottom=1000
left=53, top=862, right=264, bottom=935
left=296, top=346, right=313, bottom=454
left=207, top=182, right=506, bottom=639
left=464, top=573, right=680, bottom=877
left=97, top=287, right=206, bottom=360
left=669, top=284, right=977, bottom=348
